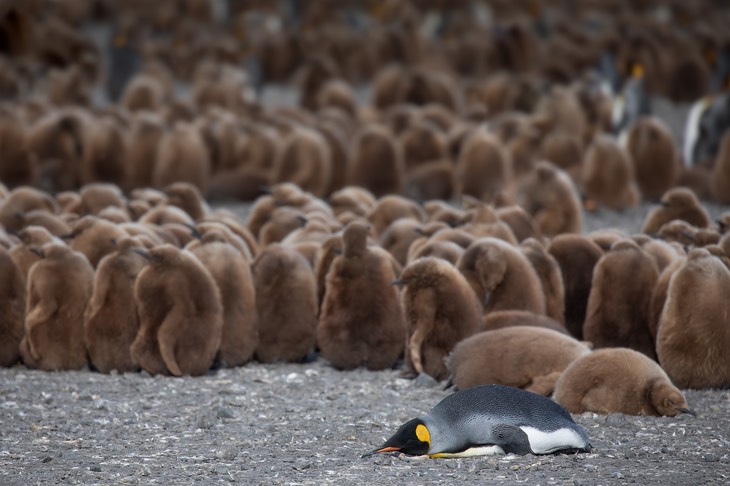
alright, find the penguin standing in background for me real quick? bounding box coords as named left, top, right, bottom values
left=364, top=385, right=591, bottom=458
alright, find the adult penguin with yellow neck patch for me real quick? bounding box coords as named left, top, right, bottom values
left=364, top=385, right=591, bottom=458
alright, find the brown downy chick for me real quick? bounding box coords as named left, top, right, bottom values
left=131, top=244, right=223, bottom=376
left=251, top=243, right=318, bottom=363
left=449, top=327, right=591, bottom=395
left=554, top=348, right=693, bottom=417
left=84, top=237, right=147, bottom=373
left=457, top=237, right=546, bottom=315
left=397, top=257, right=482, bottom=381
left=583, top=239, right=659, bottom=359
left=19, top=242, right=94, bottom=370
left=318, top=222, right=406, bottom=370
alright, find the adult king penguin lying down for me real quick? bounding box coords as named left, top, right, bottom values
left=363, top=385, right=591, bottom=458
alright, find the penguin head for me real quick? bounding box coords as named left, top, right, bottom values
left=362, top=418, right=431, bottom=457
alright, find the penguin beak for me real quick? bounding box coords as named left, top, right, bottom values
left=361, top=446, right=400, bottom=458
left=131, top=248, right=153, bottom=260
left=676, top=407, right=696, bottom=416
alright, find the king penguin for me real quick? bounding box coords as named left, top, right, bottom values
left=363, top=385, right=591, bottom=458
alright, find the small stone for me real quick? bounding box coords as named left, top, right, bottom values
left=196, top=413, right=214, bottom=429
left=215, top=406, right=234, bottom=419
left=218, top=447, right=238, bottom=461
left=89, top=465, right=102, bottom=472
left=412, top=373, right=439, bottom=388
left=611, top=471, right=623, bottom=479
left=41, top=456, right=53, bottom=463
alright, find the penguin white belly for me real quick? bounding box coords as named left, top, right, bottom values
left=683, top=98, right=710, bottom=167
left=429, top=445, right=505, bottom=458
left=519, top=426, right=587, bottom=454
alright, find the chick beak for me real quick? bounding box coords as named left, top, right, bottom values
left=361, top=446, right=401, bottom=458
left=391, top=279, right=405, bottom=287
left=676, top=407, right=697, bottom=416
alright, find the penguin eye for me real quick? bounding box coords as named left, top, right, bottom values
left=415, top=424, right=431, bottom=446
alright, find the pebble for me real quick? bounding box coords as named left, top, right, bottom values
left=218, top=447, right=238, bottom=461
left=196, top=413, right=214, bottom=429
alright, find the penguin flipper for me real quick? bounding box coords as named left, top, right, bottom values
left=491, top=423, right=532, bottom=455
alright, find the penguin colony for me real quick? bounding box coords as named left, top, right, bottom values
left=1, top=0, right=729, bottom=442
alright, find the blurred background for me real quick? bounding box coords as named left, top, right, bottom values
left=1, top=0, right=729, bottom=204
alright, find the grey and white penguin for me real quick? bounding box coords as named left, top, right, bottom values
left=364, top=385, right=591, bottom=458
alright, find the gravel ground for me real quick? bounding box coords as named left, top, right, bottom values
left=2, top=204, right=730, bottom=485
left=0, top=362, right=728, bottom=485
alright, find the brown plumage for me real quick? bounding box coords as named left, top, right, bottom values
left=378, top=218, right=423, bottom=267
left=648, top=257, right=684, bottom=340
left=27, top=110, right=85, bottom=192
left=403, top=159, right=455, bottom=202
left=79, top=116, right=127, bottom=186
left=193, top=220, right=255, bottom=261
left=251, top=243, right=317, bottom=363
left=348, top=124, right=405, bottom=197
left=538, top=131, right=583, bottom=183
left=272, top=127, right=332, bottom=198
left=314, top=234, right=344, bottom=306
left=641, top=187, right=710, bottom=234
left=318, top=222, right=405, bottom=370
left=328, top=186, right=376, bottom=220
left=14, top=209, right=71, bottom=236
left=399, top=119, right=448, bottom=171
left=460, top=202, right=518, bottom=244
left=78, top=182, right=126, bottom=215
left=583, top=239, right=659, bottom=359
left=138, top=204, right=195, bottom=227
left=67, top=215, right=126, bottom=268
left=316, top=79, right=357, bottom=118
left=515, top=161, right=582, bottom=236
left=19, top=242, right=93, bottom=371
left=626, top=117, right=679, bottom=201
left=121, top=73, right=165, bottom=112
left=84, top=237, right=147, bottom=373
left=9, top=225, right=62, bottom=280
left=482, top=310, right=569, bottom=335
left=495, top=205, right=542, bottom=243
left=366, top=195, right=426, bottom=237
left=0, top=246, right=25, bottom=366
left=710, top=131, right=730, bottom=204
left=0, top=109, right=37, bottom=188
left=131, top=245, right=223, bottom=376
left=449, top=326, right=591, bottom=394
left=397, top=257, right=481, bottom=380
left=126, top=112, right=165, bottom=190
left=200, top=211, right=259, bottom=258
left=0, top=186, right=58, bottom=232
left=153, top=122, right=211, bottom=194
left=258, top=206, right=308, bottom=246
left=520, top=238, right=566, bottom=325
left=164, top=182, right=210, bottom=221
left=547, top=234, right=603, bottom=339
left=581, top=135, right=640, bottom=210
left=553, top=348, right=692, bottom=417
left=456, top=130, right=512, bottom=203
left=409, top=240, right=464, bottom=265
left=457, top=237, right=546, bottom=315
left=188, top=238, right=258, bottom=368
left=656, top=248, right=730, bottom=388
left=316, top=121, right=351, bottom=196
